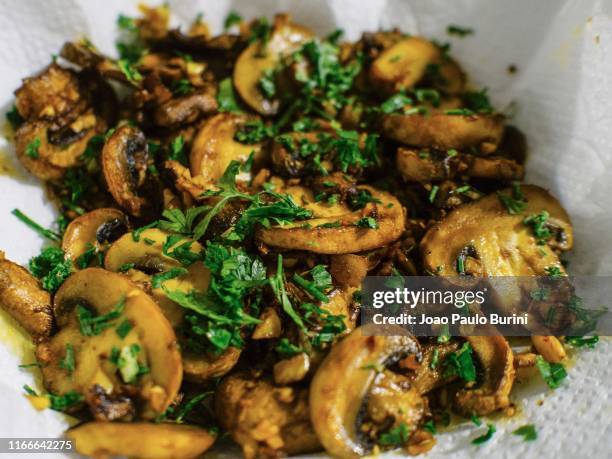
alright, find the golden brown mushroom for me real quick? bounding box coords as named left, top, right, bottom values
left=369, top=37, right=465, bottom=95
left=102, top=125, right=160, bottom=217
left=36, top=268, right=182, bottom=419
left=257, top=185, right=405, bottom=254
left=216, top=373, right=321, bottom=459
left=396, top=147, right=524, bottom=183
left=62, top=208, right=128, bottom=264
left=67, top=421, right=216, bottom=459
left=454, top=336, right=515, bottom=416
left=421, top=185, right=572, bottom=277
left=309, top=326, right=422, bottom=458
left=382, top=112, right=505, bottom=152
left=0, top=252, right=53, bottom=340
left=234, top=14, right=313, bottom=115
left=190, top=113, right=264, bottom=187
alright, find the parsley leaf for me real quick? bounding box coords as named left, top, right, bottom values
left=224, top=11, right=242, bottom=30
left=447, top=25, right=474, bottom=37
left=354, top=217, right=379, bottom=229
left=513, top=424, right=537, bottom=441
left=443, top=342, right=476, bottom=382
left=6, top=105, right=24, bottom=129
left=25, top=138, right=41, bottom=158
left=472, top=423, right=496, bottom=445
left=497, top=183, right=526, bottom=214
left=380, top=92, right=412, bottom=114
left=379, top=422, right=410, bottom=447
left=58, top=344, right=75, bottom=374
left=77, top=298, right=125, bottom=336
left=217, top=78, right=241, bottom=112
left=275, top=338, right=303, bottom=358
left=151, top=267, right=188, bottom=289
left=29, top=247, right=72, bottom=293
left=535, top=355, right=567, bottom=389
left=565, top=335, right=598, bottom=349
left=524, top=211, right=552, bottom=245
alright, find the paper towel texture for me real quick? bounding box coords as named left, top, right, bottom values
left=0, top=0, right=610, bottom=457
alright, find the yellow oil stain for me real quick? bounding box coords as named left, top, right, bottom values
left=0, top=308, right=37, bottom=366
left=0, top=148, right=21, bottom=178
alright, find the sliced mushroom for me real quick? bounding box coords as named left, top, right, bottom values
left=67, top=421, right=216, bottom=459
left=14, top=111, right=104, bottom=179
left=216, top=374, right=321, bottom=458
left=62, top=208, right=128, bottom=263
left=104, top=228, right=210, bottom=328
left=234, top=14, right=313, bottom=115
left=396, top=148, right=524, bottom=183
left=369, top=37, right=465, bottom=95
left=257, top=185, right=405, bottom=254
left=421, top=185, right=573, bottom=277
left=182, top=347, right=241, bottom=383
left=382, top=112, right=504, bottom=152
left=309, top=325, right=422, bottom=458
left=408, top=341, right=461, bottom=394
left=190, top=113, right=263, bottom=186
left=0, top=252, right=53, bottom=340
left=102, top=125, right=160, bottom=217
left=454, top=336, right=515, bottom=416
left=153, top=90, right=218, bottom=127
left=14, top=64, right=84, bottom=122
left=36, top=268, right=182, bottom=419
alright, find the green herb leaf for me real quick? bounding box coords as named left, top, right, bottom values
left=524, top=211, right=553, bottom=245
left=58, top=344, right=75, bottom=374
left=217, top=78, right=241, bottom=112
left=25, top=138, right=41, bottom=159
left=535, top=355, right=567, bottom=389
left=12, top=209, right=61, bottom=242
left=513, top=424, right=537, bottom=441
left=497, top=183, right=527, bottom=214
left=151, top=267, right=188, bottom=289
left=565, top=335, right=599, bottom=349
left=443, top=342, right=476, bottom=382
left=354, top=217, right=378, bottom=229
left=29, top=247, right=72, bottom=293
left=115, top=319, right=133, bottom=339
left=447, top=24, right=474, bottom=37
left=472, top=423, right=496, bottom=445
left=379, top=422, right=410, bottom=447
left=77, top=298, right=125, bottom=336
left=275, top=338, right=304, bottom=358
left=224, top=11, right=242, bottom=30
left=6, top=105, right=24, bottom=129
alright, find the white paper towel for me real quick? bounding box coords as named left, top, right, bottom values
left=0, top=1, right=610, bottom=458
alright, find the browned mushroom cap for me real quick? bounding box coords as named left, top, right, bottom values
left=190, top=113, right=264, bottom=186
left=62, top=208, right=129, bottom=263
left=257, top=185, right=405, bottom=254
left=330, top=254, right=370, bottom=288
left=309, top=325, right=422, bottom=458
left=14, top=110, right=105, bottom=179
left=37, top=268, right=182, bottom=419
left=234, top=14, right=313, bottom=115
left=421, top=185, right=573, bottom=277
left=381, top=112, right=505, bottom=152
left=102, top=125, right=160, bottom=217
left=153, top=90, right=218, bottom=127
left=216, top=373, right=321, bottom=458
left=67, top=421, right=216, bottom=459
left=369, top=37, right=465, bottom=95
left=454, top=336, right=515, bottom=416
left=0, top=252, right=53, bottom=340
left=182, top=347, right=241, bottom=383
left=396, top=148, right=524, bottom=183
left=14, top=64, right=84, bottom=122
left=104, top=228, right=210, bottom=329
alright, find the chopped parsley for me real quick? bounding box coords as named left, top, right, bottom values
left=151, top=267, right=188, bottom=289
left=25, top=138, right=41, bottom=159
left=234, top=120, right=276, bottom=144
left=524, top=211, right=552, bottom=245
left=443, top=342, right=476, bottom=382
left=275, top=338, right=304, bottom=358
left=380, top=92, right=412, bottom=114
left=472, top=423, right=496, bottom=445
left=354, top=216, right=378, bottom=229
left=114, top=343, right=149, bottom=383
left=29, top=247, right=72, bottom=293
left=58, top=344, right=75, bottom=374
left=224, top=11, right=242, bottom=30
left=447, top=25, right=474, bottom=37
left=497, top=184, right=527, bottom=214
left=379, top=422, right=410, bottom=447
left=565, top=335, right=598, bottom=348
left=535, top=355, right=567, bottom=389
left=464, top=88, right=493, bottom=113
left=513, top=424, right=537, bottom=441
left=158, top=206, right=209, bottom=236
left=77, top=298, right=125, bottom=336
left=217, top=78, right=241, bottom=113
left=115, top=319, right=133, bottom=339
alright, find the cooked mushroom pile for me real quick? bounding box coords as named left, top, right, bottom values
left=1, top=5, right=592, bottom=459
